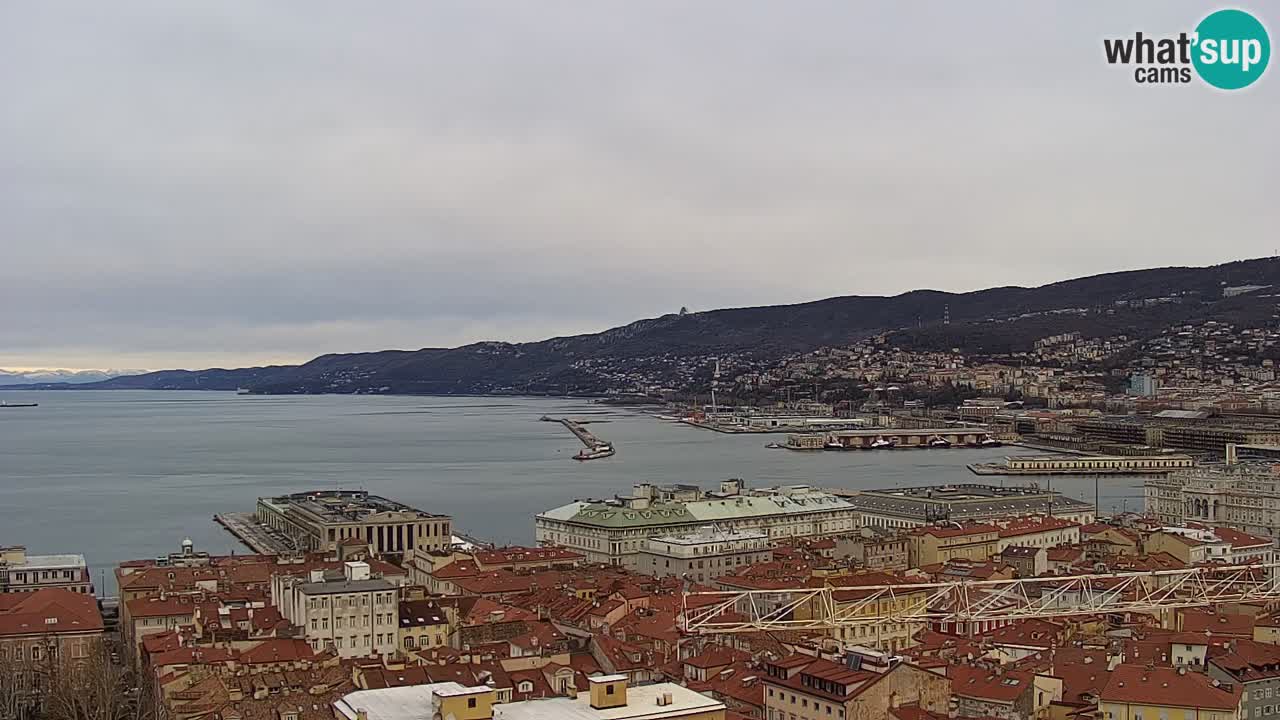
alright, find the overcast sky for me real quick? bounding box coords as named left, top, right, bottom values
left=1, top=2, right=1276, bottom=370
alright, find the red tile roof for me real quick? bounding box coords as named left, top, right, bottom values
left=997, top=516, right=1079, bottom=538
left=911, top=524, right=999, bottom=539
left=1101, top=663, right=1241, bottom=710
left=0, top=589, right=104, bottom=637
left=949, top=665, right=1034, bottom=703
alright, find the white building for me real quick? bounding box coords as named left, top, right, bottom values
left=334, top=675, right=725, bottom=720
left=272, top=561, right=398, bottom=658
left=0, top=546, right=93, bottom=594
left=1146, top=463, right=1280, bottom=538
left=536, top=482, right=857, bottom=567
left=636, top=527, right=771, bottom=583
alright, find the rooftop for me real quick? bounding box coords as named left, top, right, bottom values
left=539, top=488, right=854, bottom=529
left=262, top=489, right=448, bottom=524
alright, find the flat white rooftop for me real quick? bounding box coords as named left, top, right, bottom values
left=494, top=683, right=725, bottom=720
left=333, top=683, right=474, bottom=720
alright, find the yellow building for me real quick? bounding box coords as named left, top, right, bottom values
left=1100, top=664, right=1242, bottom=720
left=907, top=523, right=999, bottom=567
left=333, top=676, right=725, bottom=720
left=762, top=656, right=950, bottom=720
left=396, top=598, right=450, bottom=653
left=798, top=572, right=930, bottom=653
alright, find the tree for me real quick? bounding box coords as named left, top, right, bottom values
left=0, top=638, right=157, bottom=720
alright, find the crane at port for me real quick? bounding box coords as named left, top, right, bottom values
left=681, top=562, right=1280, bottom=635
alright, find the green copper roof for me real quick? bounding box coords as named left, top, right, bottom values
left=537, top=491, right=855, bottom=529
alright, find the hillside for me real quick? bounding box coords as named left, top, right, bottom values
left=9, top=257, right=1280, bottom=395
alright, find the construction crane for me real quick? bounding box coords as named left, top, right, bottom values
left=682, top=562, right=1280, bottom=635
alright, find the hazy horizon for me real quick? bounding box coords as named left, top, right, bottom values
left=3, top=2, right=1276, bottom=369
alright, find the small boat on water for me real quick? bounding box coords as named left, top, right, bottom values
left=980, top=436, right=1002, bottom=447
left=869, top=437, right=894, bottom=449
left=0, top=401, right=38, bottom=408
left=928, top=436, right=952, bottom=448
left=765, top=442, right=785, bottom=449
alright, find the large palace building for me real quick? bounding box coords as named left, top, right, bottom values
left=256, top=490, right=452, bottom=560
left=535, top=480, right=858, bottom=567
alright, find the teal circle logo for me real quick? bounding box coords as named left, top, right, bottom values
left=1193, top=9, right=1270, bottom=89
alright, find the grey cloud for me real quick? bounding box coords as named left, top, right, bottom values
left=1, top=1, right=1276, bottom=368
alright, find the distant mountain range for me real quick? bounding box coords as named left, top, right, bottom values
left=8, top=257, right=1280, bottom=395
left=0, top=368, right=149, bottom=386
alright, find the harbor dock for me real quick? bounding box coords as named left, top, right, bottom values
left=542, top=416, right=615, bottom=460
left=214, top=512, right=296, bottom=555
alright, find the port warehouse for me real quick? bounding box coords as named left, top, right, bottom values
left=1001, top=454, right=1194, bottom=471
left=255, top=490, right=452, bottom=558
left=1072, top=415, right=1280, bottom=455
left=822, top=428, right=991, bottom=449
left=832, top=485, right=1096, bottom=530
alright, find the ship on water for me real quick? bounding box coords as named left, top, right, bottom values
left=0, top=401, right=38, bottom=408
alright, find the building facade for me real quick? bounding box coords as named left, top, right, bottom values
left=907, top=524, right=1000, bottom=567
left=536, top=483, right=858, bottom=567
left=1146, top=464, right=1280, bottom=537
left=0, top=546, right=93, bottom=594
left=256, top=490, right=452, bottom=559
left=272, top=561, right=399, bottom=658
left=846, top=484, right=1095, bottom=531
left=637, top=528, right=771, bottom=583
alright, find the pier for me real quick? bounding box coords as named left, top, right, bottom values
left=214, top=512, right=296, bottom=555
left=542, top=416, right=615, bottom=460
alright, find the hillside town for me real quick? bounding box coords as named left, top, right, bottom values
left=8, top=468, right=1280, bottom=720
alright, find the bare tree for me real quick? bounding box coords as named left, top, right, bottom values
left=0, top=647, right=41, bottom=720
left=36, top=639, right=155, bottom=720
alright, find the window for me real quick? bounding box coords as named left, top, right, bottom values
left=467, top=699, right=477, bottom=709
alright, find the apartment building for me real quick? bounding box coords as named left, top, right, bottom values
left=907, top=524, right=1000, bottom=567
left=0, top=589, right=105, bottom=714
left=636, top=527, right=771, bottom=583
left=761, top=656, right=949, bottom=720
left=0, top=546, right=93, bottom=594
left=272, top=561, right=399, bottom=658
left=256, top=490, right=451, bottom=559
left=1100, top=664, right=1243, bottom=720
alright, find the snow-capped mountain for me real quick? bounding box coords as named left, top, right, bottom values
left=0, top=368, right=148, bottom=385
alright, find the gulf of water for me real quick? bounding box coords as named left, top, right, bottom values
left=0, top=391, right=1150, bottom=594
